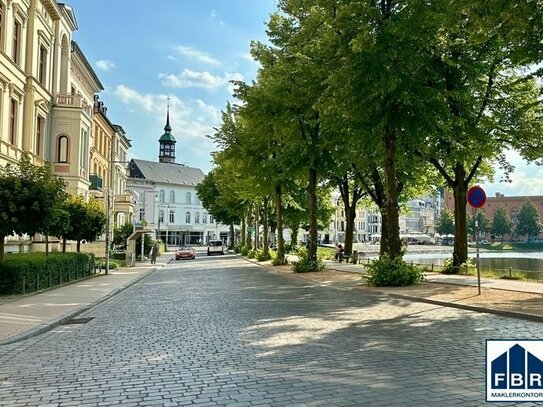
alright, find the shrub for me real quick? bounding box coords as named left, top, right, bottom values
left=269, top=250, right=287, bottom=266
left=292, top=247, right=324, bottom=273
left=239, top=245, right=250, bottom=256
left=443, top=258, right=475, bottom=275
left=255, top=249, right=271, bottom=262
left=247, top=249, right=256, bottom=259
left=366, top=255, right=423, bottom=287
left=0, top=252, right=95, bottom=294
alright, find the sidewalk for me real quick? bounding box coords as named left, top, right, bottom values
left=0, top=253, right=171, bottom=345
left=323, top=259, right=543, bottom=295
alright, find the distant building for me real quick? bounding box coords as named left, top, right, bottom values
left=444, top=190, right=543, bottom=239
left=127, top=110, right=229, bottom=246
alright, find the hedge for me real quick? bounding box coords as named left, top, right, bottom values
left=0, top=252, right=96, bottom=294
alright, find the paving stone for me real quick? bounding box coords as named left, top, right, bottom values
left=1, top=255, right=542, bottom=406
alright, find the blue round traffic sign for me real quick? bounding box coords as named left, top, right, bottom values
left=467, top=186, right=486, bottom=208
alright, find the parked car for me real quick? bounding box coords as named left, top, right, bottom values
left=175, top=246, right=196, bottom=260
left=207, top=240, right=225, bottom=256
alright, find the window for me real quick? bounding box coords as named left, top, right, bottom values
left=186, top=192, right=191, bottom=204
left=169, top=210, right=175, bottom=223
left=38, top=45, right=47, bottom=85
left=202, top=213, right=207, bottom=224
left=139, top=208, right=145, bottom=222
left=170, top=190, right=175, bottom=203
left=186, top=211, right=191, bottom=223
left=9, top=98, right=17, bottom=145
left=159, top=190, right=165, bottom=203
left=159, top=210, right=164, bottom=223
left=70, top=85, right=76, bottom=95
left=209, top=215, right=214, bottom=224
left=36, top=116, right=44, bottom=155
left=195, top=212, right=200, bottom=224
left=57, top=135, right=69, bottom=162
left=12, top=20, right=21, bottom=64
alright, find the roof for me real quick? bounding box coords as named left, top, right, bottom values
left=159, top=132, right=176, bottom=142
left=130, top=159, right=205, bottom=186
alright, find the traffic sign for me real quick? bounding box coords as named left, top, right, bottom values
left=467, top=186, right=487, bottom=208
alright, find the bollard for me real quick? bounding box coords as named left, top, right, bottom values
left=509, top=267, right=512, bottom=278
left=36, top=271, right=39, bottom=292
left=22, top=275, right=25, bottom=295
left=352, top=251, right=358, bottom=264
left=431, top=263, right=434, bottom=272
left=48, top=270, right=51, bottom=288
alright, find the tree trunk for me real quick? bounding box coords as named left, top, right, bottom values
left=229, top=222, right=235, bottom=249
left=383, top=127, right=402, bottom=259
left=275, top=185, right=285, bottom=264
left=307, top=163, right=318, bottom=263
left=379, top=208, right=389, bottom=257
left=254, top=204, right=259, bottom=249
left=76, top=240, right=81, bottom=253
left=344, top=205, right=357, bottom=256
left=263, top=198, right=269, bottom=257
left=452, top=165, right=469, bottom=271
left=45, top=235, right=49, bottom=256
left=241, top=214, right=246, bottom=246
left=62, top=237, right=67, bottom=253
left=0, top=235, right=5, bottom=261
left=290, top=223, right=299, bottom=248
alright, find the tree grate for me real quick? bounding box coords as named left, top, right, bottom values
left=62, top=317, right=95, bottom=325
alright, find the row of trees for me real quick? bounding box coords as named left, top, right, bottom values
left=0, top=155, right=107, bottom=260
left=438, top=200, right=543, bottom=243
left=199, top=0, right=543, bottom=273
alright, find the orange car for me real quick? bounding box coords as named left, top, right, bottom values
left=175, top=246, right=196, bottom=260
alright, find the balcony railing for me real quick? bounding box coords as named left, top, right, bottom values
left=89, top=174, right=103, bottom=191
left=55, top=94, right=92, bottom=117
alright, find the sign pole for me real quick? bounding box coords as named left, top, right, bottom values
left=467, top=185, right=486, bottom=296
left=475, top=209, right=481, bottom=295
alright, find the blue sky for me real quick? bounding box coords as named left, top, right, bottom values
left=68, top=0, right=542, bottom=198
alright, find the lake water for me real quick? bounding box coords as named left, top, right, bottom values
left=402, top=251, right=543, bottom=273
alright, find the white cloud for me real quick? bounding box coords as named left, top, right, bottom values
left=158, top=69, right=244, bottom=92
left=112, top=85, right=219, bottom=154
left=95, top=59, right=116, bottom=71
left=174, top=46, right=220, bottom=66
left=481, top=150, right=543, bottom=197
left=210, top=9, right=226, bottom=26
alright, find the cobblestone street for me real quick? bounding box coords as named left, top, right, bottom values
left=1, top=254, right=542, bottom=406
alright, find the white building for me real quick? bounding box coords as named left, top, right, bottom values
left=127, top=110, right=229, bottom=247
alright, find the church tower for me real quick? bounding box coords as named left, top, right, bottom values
left=158, top=102, right=176, bottom=164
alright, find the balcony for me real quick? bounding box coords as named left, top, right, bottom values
left=89, top=174, right=103, bottom=191
left=55, top=94, right=92, bottom=117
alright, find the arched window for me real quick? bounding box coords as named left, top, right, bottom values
left=186, top=211, right=191, bottom=223
left=159, top=190, right=165, bottom=203
left=195, top=212, right=200, bottom=224
left=57, top=135, right=69, bottom=163
left=170, top=190, right=175, bottom=203
left=169, top=209, right=175, bottom=223
left=186, top=192, right=191, bottom=204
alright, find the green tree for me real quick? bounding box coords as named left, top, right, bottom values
left=467, top=211, right=490, bottom=238
left=490, top=207, right=513, bottom=243
left=63, top=196, right=107, bottom=252
left=515, top=200, right=543, bottom=240
left=113, top=223, right=134, bottom=249
left=0, top=155, right=67, bottom=260
left=196, top=169, right=243, bottom=248
left=437, top=210, right=455, bottom=236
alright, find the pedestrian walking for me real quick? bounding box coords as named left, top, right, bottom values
left=150, top=243, right=158, bottom=264
left=334, top=243, right=340, bottom=261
